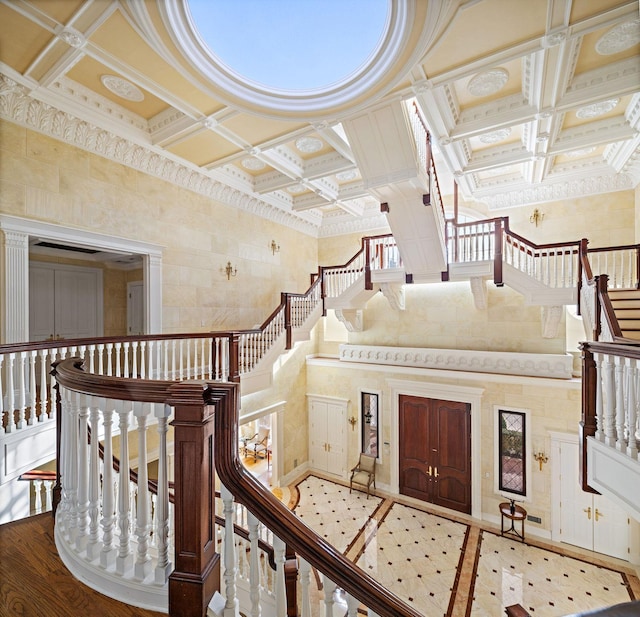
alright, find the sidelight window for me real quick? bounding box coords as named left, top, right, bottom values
left=360, top=391, right=380, bottom=460
left=497, top=408, right=528, bottom=497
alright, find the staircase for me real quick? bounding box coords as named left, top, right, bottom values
left=608, top=289, right=640, bottom=340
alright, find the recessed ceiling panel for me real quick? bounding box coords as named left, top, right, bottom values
left=166, top=132, right=241, bottom=167
left=563, top=94, right=630, bottom=129
left=67, top=57, right=169, bottom=118
left=421, top=0, right=546, bottom=77
left=222, top=114, right=307, bottom=146
left=0, top=5, right=53, bottom=73
left=574, top=23, right=640, bottom=75
left=29, top=0, right=85, bottom=24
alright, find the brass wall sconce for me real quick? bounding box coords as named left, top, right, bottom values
left=348, top=416, right=357, bottom=431
left=271, top=240, right=280, bottom=255
left=223, top=261, right=237, bottom=280
left=529, top=208, right=544, bottom=226
left=533, top=451, right=548, bottom=470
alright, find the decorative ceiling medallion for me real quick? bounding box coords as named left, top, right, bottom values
left=295, top=137, right=323, bottom=153
left=479, top=127, right=512, bottom=144
left=595, top=19, right=640, bottom=55
left=59, top=29, right=85, bottom=48
left=565, top=147, right=596, bottom=158
left=241, top=158, right=266, bottom=171
left=576, top=98, right=619, bottom=119
left=100, top=75, right=144, bottom=102
left=335, top=170, right=357, bottom=181
left=287, top=184, right=306, bottom=194
left=467, top=68, right=509, bottom=97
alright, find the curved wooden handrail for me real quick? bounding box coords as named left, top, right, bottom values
left=212, top=383, right=423, bottom=617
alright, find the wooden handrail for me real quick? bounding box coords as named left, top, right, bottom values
left=213, top=378, right=423, bottom=617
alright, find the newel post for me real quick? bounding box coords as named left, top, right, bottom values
left=284, top=292, right=293, bottom=350
left=364, top=238, right=372, bottom=291
left=168, top=382, right=220, bottom=617
left=51, top=363, right=62, bottom=516
left=493, top=219, right=504, bottom=286
left=578, top=342, right=598, bottom=493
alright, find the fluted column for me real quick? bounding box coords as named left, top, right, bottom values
left=1, top=229, right=29, bottom=343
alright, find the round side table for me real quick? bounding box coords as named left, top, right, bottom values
left=499, top=501, right=526, bottom=541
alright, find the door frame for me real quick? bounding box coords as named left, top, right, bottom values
left=388, top=379, right=484, bottom=520
left=0, top=214, right=163, bottom=342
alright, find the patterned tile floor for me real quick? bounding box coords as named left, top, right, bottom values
left=290, top=474, right=640, bottom=617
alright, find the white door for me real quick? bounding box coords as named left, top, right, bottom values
left=127, top=281, right=144, bottom=335
left=559, top=441, right=629, bottom=560
left=29, top=263, right=102, bottom=341
left=308, top=397, right=346, bottom=477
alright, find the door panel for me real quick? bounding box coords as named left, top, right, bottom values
left=433, top=400, right=471, bottom=513
left=399, top=395, right=471, bottom=514
left=29, top=267, right=55, bottom=341
left=326, top=403, right=345, bottom=476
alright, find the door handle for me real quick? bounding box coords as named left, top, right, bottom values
left=583, top=506, right=591, bottom=520
left=434, top=467, right=439, bottom=478
left=595, top=508, right=603, bottom=521
left=427, top=465, right=432, bottom=477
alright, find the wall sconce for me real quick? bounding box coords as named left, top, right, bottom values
left=270, top=240, right=280, bottom=255
left=529, top=208, right=544, bottom=226
left=533, top=451, right=548, bottom=471
left=223, top=261, right=237, bottom=280
left=348, top=416, right=357, bottom=431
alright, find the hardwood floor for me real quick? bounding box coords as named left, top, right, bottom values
left=0, top=513, right=165, bottom=617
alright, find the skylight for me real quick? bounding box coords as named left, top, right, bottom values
left=186, top=0, right=388, bottom=91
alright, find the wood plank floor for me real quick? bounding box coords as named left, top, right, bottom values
left=0, top=513, right=165, bottom=617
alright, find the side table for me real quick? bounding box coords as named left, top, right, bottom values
left=499, top=501, right=526, bottom=541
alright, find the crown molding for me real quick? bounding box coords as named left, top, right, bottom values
left=0, top=73, right=321, bottom=237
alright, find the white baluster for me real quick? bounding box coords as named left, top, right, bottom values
left=38, top=349, right=48, bottom=421
left=0, top=355, right=5, bottom=433
left=16, top=351, right=26, bottom=429
left=299, top=557, right=312, bottom=617
left=154, top=403, right=172, bottom=584
left=106, top=343, right=114, bottom=376
left=75, top=394, right=90, bottom=552
left=87, top=396, right=103, bottom=559
left=65, top=389, right=80, bottom=540
left=123, top=342, right=130, bottom=378
left=134, top=402, right=152, bottom=580
left=44, top=479, right=53, bottom=512
left=139, top=341, right=146, bottom=379
left=33, top=479, right=43, bottom=515
left=602, top=355, right=616, bottom=447
left=28, top=350, right=36, bottom=425
left=626, top=359, right=638, bottom=459
left=273, top=535, right=287, bottom=617
left=86, top=344, right=95, bottom=374
left=221, top=484, right=240, bottom=616
left=615, top=356, right=627, bottom=452
left=116, top=400, right=133, bottom=575
left=114, top=342, right=122, bottom=377
left=247, top=511, right=261, bottom=617
left=346, top=593, right=360, bottom=616
left=101, top=400, right=116, bottom=568
left=323, top=576, right=337, bottom=617
left=595, top=353, right=604, bottom=441
left=97, top=343, right=105, bottom=374
left=131, top=341, right=138, bottom=378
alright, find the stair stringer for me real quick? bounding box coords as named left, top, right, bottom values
left=324, top=275, right=378, bottom=311
left=502, top=262, right=577, bottom=306
left=240, top=302, right=323, bottom=397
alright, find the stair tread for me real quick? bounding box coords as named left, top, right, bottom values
left=608, top=289, right=640, bottom=300
left=610, top=300, right=640, bottom=309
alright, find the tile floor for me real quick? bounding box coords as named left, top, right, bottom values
left=289, top=474, right=639, bottom=617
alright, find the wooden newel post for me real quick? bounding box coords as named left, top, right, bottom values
left=579, top=342, right=598, bottom=494
left=51, top=364, right=62, bottom=516
left=168, top=382, right=220, bottom=617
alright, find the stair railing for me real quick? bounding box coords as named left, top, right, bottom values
left=579, top=341, right=640, bottom=491
left=52, top=357, right=422, bottom=617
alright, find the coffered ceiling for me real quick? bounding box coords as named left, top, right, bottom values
left=0, top=0, right=638, bottom=237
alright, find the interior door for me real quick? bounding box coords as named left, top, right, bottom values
left=308, top=398, right=346, bottom=476
left=127, top=281, right=144, bottom=335
left=559, top=440, right=629, bottom=560
left=399, top=395, right=471, bottom=514
left=29, top=263, right=102, bottom=341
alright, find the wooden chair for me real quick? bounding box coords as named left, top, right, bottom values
left=349, top=453, right=376, bottom=498
left=245, top=427, right=270, bottom=462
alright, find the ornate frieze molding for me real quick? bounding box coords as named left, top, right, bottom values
left=0, top=73, right=320, bottom=237
left=339, top=344, right=574, bottom=380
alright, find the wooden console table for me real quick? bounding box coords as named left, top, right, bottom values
left=499, top=501, right=526, bottom=541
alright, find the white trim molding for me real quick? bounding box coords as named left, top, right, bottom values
left=339, top=344, right=574, bottom=379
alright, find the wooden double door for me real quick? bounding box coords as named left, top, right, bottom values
left=399, top=395, right=471, bottom=514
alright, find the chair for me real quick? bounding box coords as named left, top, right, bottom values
left=349, top=453, right=376, bottom=498
left=245, top=427, right=270, bottom=462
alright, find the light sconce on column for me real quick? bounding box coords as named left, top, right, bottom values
left=529, top=208, right=544, bottom=226
left=222, top=261, right=237, bottom=280
left=533, top=451, right=548, bottom=471
left=348, top=416, right=357, bottom=431
left=271, top=240, right=280, bottom=255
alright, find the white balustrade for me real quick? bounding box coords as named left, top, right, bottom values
left=589, top=248, right=638, bottom=289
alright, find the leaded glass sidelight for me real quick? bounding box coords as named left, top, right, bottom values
left=498, top=409, right=526, bottom=496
